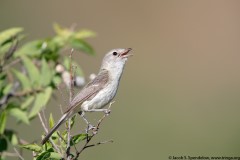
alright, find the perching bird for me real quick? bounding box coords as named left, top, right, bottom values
left=41, top=48, right=132, bottom=144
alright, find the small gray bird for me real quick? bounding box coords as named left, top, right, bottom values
left=41, top=48, right=132, bottom=144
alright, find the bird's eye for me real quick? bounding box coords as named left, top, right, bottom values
left=112, top=52, right=118, bottom=56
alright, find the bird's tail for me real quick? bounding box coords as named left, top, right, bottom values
left=41, top=112, right=69, bottom=145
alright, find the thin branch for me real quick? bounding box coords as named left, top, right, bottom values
left=13, top=147, right=24, bottom=160
left=41, top=109, right=48, bottom=126
left=95, top=101, right=115, bottom=132
left=4, top=39, right=19, bottom=60
left=74, top=101, right=114, bottom=159
left=66, top=48, right=74, bottom=160
left=38, top=113, right=62, bottom=155
left=84, top=139, right=113, bottom=149
left=38, top=112, right=49, bottom=133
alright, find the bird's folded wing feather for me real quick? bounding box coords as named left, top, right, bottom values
left=64, top=69, right=109, bottom=113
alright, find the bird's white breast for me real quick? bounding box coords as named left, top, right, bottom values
left=81, top=73, right=120, bottom=111
left=81, top=62, right=125, bottom=112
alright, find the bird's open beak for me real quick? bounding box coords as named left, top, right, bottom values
left=121, top=48, right=133, bottom=58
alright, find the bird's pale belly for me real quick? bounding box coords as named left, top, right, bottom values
left=81, top=83, right=118, bottom=111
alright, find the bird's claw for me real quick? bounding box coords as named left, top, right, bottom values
left=86, top=124, right=96, bottom=133
left=104, top=109, right=111, bottom=116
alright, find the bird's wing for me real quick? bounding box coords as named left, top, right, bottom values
left=64, top=69, right=109, bottom=113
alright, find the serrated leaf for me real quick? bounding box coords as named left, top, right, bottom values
left=69, top=38, right=94, bottom=55
left=0, top=137, right=8, bottom=152
left=74, top=29, right=96, bottom=39
left=21, top=96, right=34, bottom=109
left=12, top=69, right=31, bottom=90
left=0, top=27, right=23, bottom=46
left=49, top=113, right=55, bottom=129
left=70, top=133, right=87, bottom=146
left=8, top=108, right=29, bottom=124
left=40, top=58, right=52, bottom=86
left=29, top=87, right=52, bottom=119
left=0, top=111, right=7, bottom=134
left=21, top=56, right=40, bottom=86
left=20, top=143, right=42, bottom=152
left=3, top=84, right=12, bottom=95
left=14, top=40, right=42, bottom=57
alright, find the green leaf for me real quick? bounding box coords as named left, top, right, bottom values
left=63, top=57, right=70, bottom=70
left=49, top=152, right=62, bottom=159
left=74, top=29, right=96, bottom=39
left=70, top=133, right=87, bottom=146
left=12, top=69, right=31, bottom=90
left=0, top=43, right=11, bottom=56
left=0, top=137, right=8, bottom=152
left=21, top=56, right=40, bottom=86
left=21, top=96, right=35, bottom=110
left=14, top=40, right=42, bottom=57
left=65, top=115, right=76, bottom=129
left=69, top=38, right=95, bottom=55
left=53, top=23, right=72, bottom=39
left=4, top=130, right=18, bottom=145
left=36, top=151, right=51, bottom=160
left=20, top=143, right=42, bottom=152
left=40, top=58, right=52, bottom=86
left=52, top=75, right=62, bottom=87
left=0, top=111, right=7, bottom=134
left=49, top=113, right=55, bottom=129
left=3, top=83, right=12, bottom=95
left=29, top=87, right=52, bottom=119
left=0, top=27, right=23, bottom=46
left=8, top=108, right=30, bottom=124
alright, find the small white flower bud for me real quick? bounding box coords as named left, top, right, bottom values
left=75, top=76, right=85, bottom=87
left=62, top=71, right=71, bottom=88
left=56, top=64, right=65, bottom=73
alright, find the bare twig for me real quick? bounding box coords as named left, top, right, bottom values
left=66, top=48, right=74, bottom=160
left=95, top=101, right=115, bottom=132
left=38, top=113, right=62, bottom=155
left=13, top=147, right=24, bottom=160
left=84, top=139, right=113, bottom=149
left=74, top=101, right=115, bottom=159
left=41, top=109, right=48, bottom=126
left=4, top=39, right=19, bottom=60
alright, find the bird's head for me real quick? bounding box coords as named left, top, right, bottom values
left=101, top=48, right=132, bottom=72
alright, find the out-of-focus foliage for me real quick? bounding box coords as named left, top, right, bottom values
left=0, top=24, right=95, bottom=159
left=20, top=116, right=88, bottom=160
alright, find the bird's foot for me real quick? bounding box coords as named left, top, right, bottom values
left=104, top=109, right=111, bottom=116
left=85, top=123, right=96, bottom=133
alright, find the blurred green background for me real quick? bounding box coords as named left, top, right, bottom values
left=1, top=0, right=240, bottom=159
